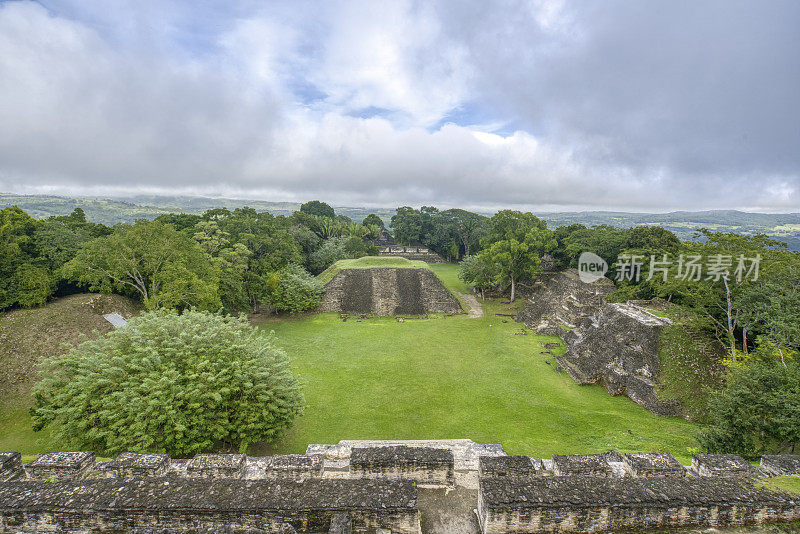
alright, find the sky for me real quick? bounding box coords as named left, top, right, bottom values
left=0, top=0, right=798, bottom=212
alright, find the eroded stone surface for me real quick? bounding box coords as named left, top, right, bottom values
left=186, top=453, right=246, bottom=479
left=557, top=302, right=681, bottom=416
left=350, top=446, right=455, bottom=487
left=478, top=476, right=800, bottom=533
left=551, top=454, right=613, bottom=477
left=112, top=452, right=170, bottom=478
left=479, top=456, right=537, bottom=478
left=517, top=269, right=613, bottom=335
left=761, top=455, right=800, bottom=476
left=623, top=452, right=687, bottom=478
left=25, top=451, right=95, bottom=481
left=692, top=454, right=761, bottom=478
left=0, top=453, right=22, bottom=482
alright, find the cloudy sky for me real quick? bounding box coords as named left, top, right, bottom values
left=0, top=0, right=798, bottom=212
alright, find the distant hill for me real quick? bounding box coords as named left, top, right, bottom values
left=2, top=193, right=799, bottom=250
left=0, top=193, right=396, bottom=227
left=537, top=210, right=800, bottom=250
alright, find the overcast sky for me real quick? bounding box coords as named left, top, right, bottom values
left=0, top=0, right=798, bottom=212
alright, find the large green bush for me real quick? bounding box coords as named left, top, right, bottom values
left=699, top=355, right=800, bottom=458
left=32, top=310, right=304, bottom=456
left=264, top=264, right=324, bottom=313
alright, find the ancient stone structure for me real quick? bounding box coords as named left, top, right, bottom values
left=377, top=246, right=444, bottom=263
left=517, top=269, right=613, bottom=336
left=24, top=451, right=95, bottom=481
left=761, top=455, right=800, bottom=476
left=4, top=441, right=800, bottom=533
left=479, top=456, right=539, bottom=479
left=111, top=452, right=170, bottom=478
left=319, top=268, right=462, bottom=316
left=557, top=302, right=681, bottom=416
left=622, top=452, right=686, bottom=478
left=350, top=446, right=455, bottom=487
left=0, top=454, right=22, bottom=482
left=477, top=476, right=799, bottom=533
left=551, top=454, right=613, bottom=477
left=186, top=452, right=247, bottom=478
left=691, top=454, right=760, bottom=478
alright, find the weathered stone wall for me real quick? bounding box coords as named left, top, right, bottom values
left=477, top=476, right=800, bottom=533
left=319, top=269, right=462, bottom=316
left=0, top=478, right=420, bottom=534
left=350, top=446, right=455, bottom=487
left=5, top=444, right=800, bottom=533
left=557, top=302, right=681, bottom=416
left=517, top=269, right=614, bottom=335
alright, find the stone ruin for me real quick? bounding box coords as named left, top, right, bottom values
left=516, top=269, right=613, bottom=336
left=558, top=302, right=681, bottom=416
left=517, top=269, right=681, bottom=416
left=3, top=440, right=800, bottom=533
left=319, top=268, right=462, bottom=316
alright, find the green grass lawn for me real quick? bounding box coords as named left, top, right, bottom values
left=259, top=264, right=701, bottom=461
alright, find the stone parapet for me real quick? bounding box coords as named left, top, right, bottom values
left=350, top=446, right=455, bottom=487
left=478, top=476, right=800, bottom=533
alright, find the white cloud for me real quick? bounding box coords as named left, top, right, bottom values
left=0, top=0, right=797, bottom=212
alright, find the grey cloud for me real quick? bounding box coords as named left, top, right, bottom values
left=0, top=0, right=798, bottom=211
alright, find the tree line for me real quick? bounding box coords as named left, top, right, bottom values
left=0, top=201, right=380, bottom=314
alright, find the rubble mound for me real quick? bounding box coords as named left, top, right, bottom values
left=517, top=269, right=614, bottom=335
left=558, top=302, right=682, bottom=416
left=319, top=268, right=462, bottom=316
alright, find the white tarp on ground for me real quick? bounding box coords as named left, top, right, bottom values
left=103, top=313, right=128, bottom=328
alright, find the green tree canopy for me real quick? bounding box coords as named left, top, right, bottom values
left=479, top=210, right=556, bottom=302
left=32, top=310, right=304, bottom=456
left=63, top=219, right=220, bottom=310
left=299, top=200, right=335, bottom=219
left=362, top=213, right=385, bottom=228
left=699, top=355, right=800, bottom=458
left=263, top=263, right=325, bottom=313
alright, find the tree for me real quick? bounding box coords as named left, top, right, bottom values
left=300, top=200, right=335, bottom=219
left=264, top=264, right=324, bottom=313
left=63, top=220, right=220, bottom=311
left=32, top=310, right=304, bottom=456
left=699, top=355, right=800, bottom=458
left=736, top=263, right=800, bottom=365
left=390, top=207, right=423, bottom=245
left=481, top=211, right=557, bottom=302
left=362, top=213, right=385, bottom=228
left=307, top=237, right=378, bottom=274
left=458, top=254, right=495, bottom=299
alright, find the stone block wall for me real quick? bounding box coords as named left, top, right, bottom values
left=691, top=454, right=760, bottom=477
left=0, top=478, right=421, bottom=534
left=24, top=452, right=95, bottom=481
left=349, top=446, right=455, bottom=487
left=622, top=452, right=686, bottom=478
left=761, top=455, right=800, bottom=476
left=0, top=454, right=23, bottom=482
left=477, top=476, right=800, bottom=533
left=6, top=443, right=800, bottom=533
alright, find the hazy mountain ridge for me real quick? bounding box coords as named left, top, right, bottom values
left=2, top=193, right=799, bottom=250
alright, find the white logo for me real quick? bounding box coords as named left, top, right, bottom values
left=578, top=252, right=608, bottom=283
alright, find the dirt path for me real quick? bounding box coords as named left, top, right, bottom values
left=458, top=292, right=484, bottom=318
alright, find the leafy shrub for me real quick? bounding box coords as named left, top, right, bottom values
left=308, top=237, right=378, bottom=274
left=264, top=264, right=324, bottom=313
left=32, top=310, right=304, bottom=456
left=698, top=356, right=800, bottom=458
